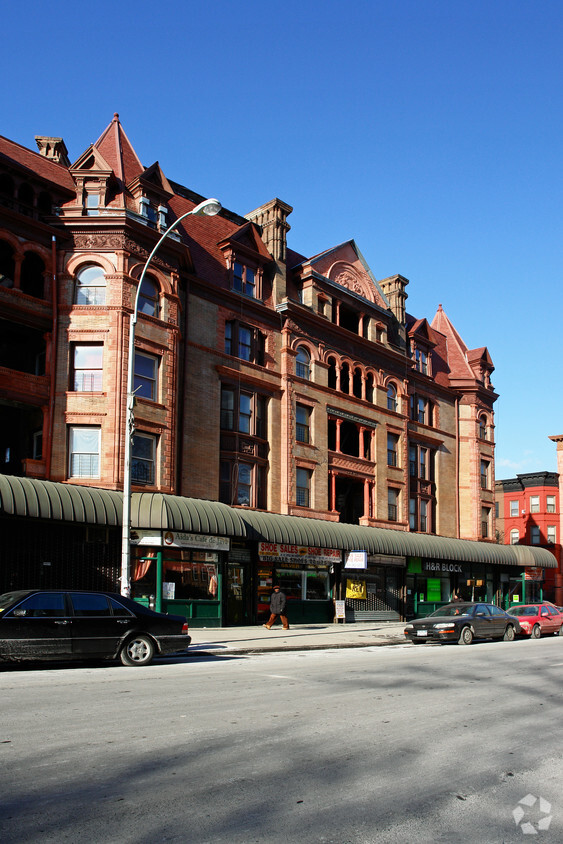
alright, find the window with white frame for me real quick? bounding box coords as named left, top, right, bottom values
left=296, top=467, right=311, bottom=507
left=296, top=347, right=311, bottom=380
left=134, top=352, right=159, bottom=401
left=85, top=191, right=99, bottom=216
left=530, top=525, right=540, bottom=544
left=510, top=528, right=519, bottom=544
left=131, top=433, right=156, bottom=485
left=509, top=500, right=518, bottom=517
left=547, top=525, right=556, bottom=544
left=530, top=495, right=540, bottom=514
left=72, top=344, right=103, bottom=391
left=387, top=384, right=397, bottom=412
left=547, top=495, right=556, bottom=513
left=69, top=426, right=100, bottom=478
left=75, top=266, right=106, bottom=306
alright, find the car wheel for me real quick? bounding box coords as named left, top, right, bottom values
left=531, top=624, right=541, bottom=639
left=458, top=626, right=473, bottom=645
left=120, top=635, right=155, bottom=666
left=503, top=625, right=516, bottom=642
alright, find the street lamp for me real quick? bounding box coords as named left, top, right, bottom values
left=121, top=197, right=222, bottom=596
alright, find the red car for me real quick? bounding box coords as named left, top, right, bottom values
left=508, top=603, right=563, bottom=638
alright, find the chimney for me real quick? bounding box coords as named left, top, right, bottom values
left=246, top=198, right=293, bottom=304
left=35, top=136, right=70, bottom=167
left=379, top=274, right=409, bottom=326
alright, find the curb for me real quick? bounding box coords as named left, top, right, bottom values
left=189, top=637, right=407, bottom=656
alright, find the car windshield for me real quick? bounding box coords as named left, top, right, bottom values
left=429, top=604, right=472, bottom=617
left=0, top=591, right=30, bottom=612
left=509, top=605, right=539, bottom=616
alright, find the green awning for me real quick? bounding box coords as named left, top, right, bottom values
left=131, top=492, right=247, bottom=537
left=0, top=475, right=556, bottom=568
left=238, top=509, right=557, bottom=568
left=0, top=474, right=122, bottom=525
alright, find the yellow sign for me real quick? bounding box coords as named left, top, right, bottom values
left=346, top=579, right=367, bottom=599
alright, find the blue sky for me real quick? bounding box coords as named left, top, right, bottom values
left=3, top=0, right=562, bottom=475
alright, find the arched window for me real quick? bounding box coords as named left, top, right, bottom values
left=365, top=372, right=374, bottom=403
left=387, top=384, right=397, bottom=412
left=138, top=275, right=160, bottom=318
left=296, top=347, right=310, bottom=380
left=352, top=367, right=362, bottom=399
left=18, top=182, right=34, bottom=212
left=20, top=251, right=45, bottom=299
left=327, top=357, right=337, bottom=390
left=510, top=529, right=519, bottom=545
left=75, top=265, right=106, bottom=306
left=478, top=415, right=487, bottom=440
left=0, top=240, right=15, bottom=288
left=0, top=174, right=15, bottom=199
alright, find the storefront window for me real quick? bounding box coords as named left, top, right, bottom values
left=131, top=547, right=219, bottom=601
left=276, top=568, right=330, bottom=600
left=163, top=551, right=219, bottom=600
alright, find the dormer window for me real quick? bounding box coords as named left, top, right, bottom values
left=139, top=197, right=157, bottom=226
left=86, top=191, right=99, bottom=216
left=158, top=205, right=167, bottom=229
left=233, top=261, right=256, bottom=298
left=414, top=348, right=428, bottom=374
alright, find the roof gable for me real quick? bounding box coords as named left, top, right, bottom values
left=297, top=240, right=390, bottom=309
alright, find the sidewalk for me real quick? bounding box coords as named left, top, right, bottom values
left=188, top=621, right=407, bottom=656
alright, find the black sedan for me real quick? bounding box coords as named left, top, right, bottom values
left=404, top=602, right=522, bottom=645
left=0, top=589, right=191, bottom=666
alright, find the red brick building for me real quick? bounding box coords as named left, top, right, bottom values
left=1, top=115, right=554, bottom=623
left=495, top=472, right=562, bottom=604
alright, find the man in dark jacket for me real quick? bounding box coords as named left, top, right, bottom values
left=263, top=585, right=289, bottom=630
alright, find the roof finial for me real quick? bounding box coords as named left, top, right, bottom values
left=113, top=112, right=119, bottom=120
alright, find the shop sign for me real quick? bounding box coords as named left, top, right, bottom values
left=163, top=531, right=230, bottom=551
left=258, top=543, right=341, bottom=565
left=162, top=582, right=175, bottom=599
left=345, top=550, right=367, bottom=569
left=525, top=567, right=544, bottom=581
left=346, top=579, right=367, bottom=599
left=130, top=529, right=162, bottom=546
left=335, top=600, right=346, bottom=619
left=424, top=561, right=462, bottom=573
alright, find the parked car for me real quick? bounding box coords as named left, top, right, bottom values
left=507, top=603, right=563, bottom=638
left=404, top=602, right=522, bottom=645
left=0, top=589, right=191, bottom=666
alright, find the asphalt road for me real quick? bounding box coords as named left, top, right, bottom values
left=1, top=637, right=563, bottom=844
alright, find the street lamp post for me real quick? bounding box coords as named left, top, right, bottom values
left=120, top=197, right=222, bottom=596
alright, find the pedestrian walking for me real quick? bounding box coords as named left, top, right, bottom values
left=263, top=584, right=290, bottom=630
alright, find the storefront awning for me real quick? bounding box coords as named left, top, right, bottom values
left=0, top=475, right=556, bottom=568
left=238, top=510, right=557, bottom=568
left=131, top=492, right=247, bottom=537
left=0, top=474, right=122, bottom=525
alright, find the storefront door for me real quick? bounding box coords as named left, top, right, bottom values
left=226, top=563, right=250, bottom=625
